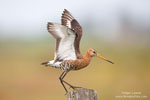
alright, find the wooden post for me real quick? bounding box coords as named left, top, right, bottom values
left=67, top=88, right=98, bottom=100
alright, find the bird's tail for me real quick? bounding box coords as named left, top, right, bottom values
left=41, top=60, right=61, bottom=68
left=41, top=62, right=49, bottom=66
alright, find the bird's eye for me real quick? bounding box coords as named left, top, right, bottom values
left=93, top=51, right=96, bottom=54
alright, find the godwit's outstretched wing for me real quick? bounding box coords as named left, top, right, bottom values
left=61, top=9, right=83, bottom=59
left=47, top=22, right=76, bottom=62
left=47, top=9, right=83, bottom=63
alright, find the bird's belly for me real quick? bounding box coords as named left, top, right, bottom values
left=73, top=64, right=88, bottom=70
left=59, top=60, right=74, bottom=72
left=59, top=59, right=89, bottom=72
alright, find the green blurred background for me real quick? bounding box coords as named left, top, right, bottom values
left=0, top=0, right=150, bottom=100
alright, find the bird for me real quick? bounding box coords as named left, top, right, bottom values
left=41, top=9, right=114, bottom=93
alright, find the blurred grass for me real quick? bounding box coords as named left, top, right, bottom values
left=0, top=35, right=150, bottom=100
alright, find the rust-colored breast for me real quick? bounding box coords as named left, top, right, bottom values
left=72, top=59, right=89, bottom=70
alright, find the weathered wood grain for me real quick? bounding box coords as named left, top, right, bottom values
left=67, top=88, right=98, bottom=100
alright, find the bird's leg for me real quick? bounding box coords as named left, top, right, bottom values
left=61, top=72, right=74, bottom=89
left=59, top=71, right=68, bottom=93
left=61, top=72, right=82, bottom=89
left=62, top=80, right=82, bottom=89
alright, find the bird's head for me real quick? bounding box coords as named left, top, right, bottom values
left=88, top=48, right=114, bottom=64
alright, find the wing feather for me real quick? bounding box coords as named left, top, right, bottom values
left=61, top=9, right=83, bottom=59
left=47, top=22, right=76, bottom=62
left=71, top=19, right=83, bottom=58
left=61, top=9, right=74, bottom=29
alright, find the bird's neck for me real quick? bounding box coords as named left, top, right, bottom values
left=83, top=51, right=92, bottom=63
left=74, top=51, right=92, bottom=70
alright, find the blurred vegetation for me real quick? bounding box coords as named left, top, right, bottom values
left=0, top=34, right=150, bottom=100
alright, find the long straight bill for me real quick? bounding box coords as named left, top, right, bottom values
left=97, top=54, right=114, bottom=64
